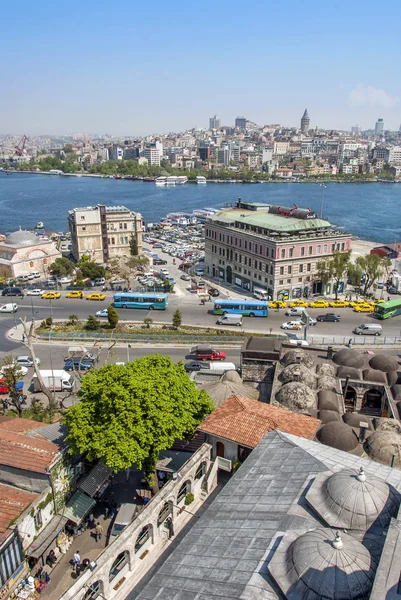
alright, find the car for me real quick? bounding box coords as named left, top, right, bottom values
left=353, top=304, right=372, bottom=313
left=269, top=300, right=287, bottom=309
left=64, top=359, right=92, bottom=371
left=281, top=321, right=303, bottom=330
left=66, top=291, right=82, bottom=299
left=288, top=339, right=310, bottom=347
left=59, top=277, right=73, bottom=284
left=316, top=313, right=341, bottom=322
left=377, top=282, right=384, bottom=289
left=110, top=278, right=126, bottom=286
left=208, top=288, right=220, bottom=297
left=180, top=274, right=191, bottom=281
left=87, top=293, right=106, bottom=301
left=184, top=361, right=210, bottom=372
left=388, top=286, right=398, bottom=294
left=348, top=299, right=368, bottom=307
left=95, top=309, right=109, bottom=318
left=41, top=292, right=61, bottom=299
left=1, top=364, right=28, bottom=376
left=26, top=289, right=43, bottom=296
left=16, top=356, right=41, bottom=367
left=0, top=378, right=9, bottom=394
left=329, top=300, right=349, bottom=308
left=289, top=300, right=309, bottom=308
left=309, top=299, right=330, bottom=308
left=0, top=304, right=18, bottom=313
left=153, top=258, right=168, bottom=265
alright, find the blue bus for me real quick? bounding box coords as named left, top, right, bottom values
left=213, top=299, right=268, bottom=317
left=113, top=292, right=168, bottom=310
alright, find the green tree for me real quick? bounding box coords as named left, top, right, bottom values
left=78, top=258, right=106, bottom=281
left=355, top=254, right=387, bottom=296
left=68, top=314, right=79, bottom=325
left=0, top=357, right=25, bottom=417
left=85, top=315, right=101, bottom=330
left=129, top=235, right=138, bottom=256
left=107, top=305, right=119, bottom=328
left=316, top=251, right=351, bottom=299
left=144, top=317, right=153, bottom=328
left=64, top=355, right=214, bottom=477
left=348, top=263, right=363, bottom=293
left=172, top=309, right=182, bottom=328
left=49, top=257, right=75, bottom=278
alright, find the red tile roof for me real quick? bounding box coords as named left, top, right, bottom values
left=198, top=395, right=320, bottom=448
left=0, top=417, right=44, bottom=434
left=0, top=483, right=38, bottom=542
left=0, top=429, right=60, bottom=473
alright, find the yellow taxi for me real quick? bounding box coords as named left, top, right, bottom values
left=348, top=299, right=368, bottom=308
left=369, top=299, right=385, bottom=307
left=309, top=299, right=329, bottom=308
left=353, top=304, right=373, bottom=313
left=41, top=291, right=61, bottom=300
left=269, top=300, right=287, bottom=309
left=329, top=300, right=350, bottom=308
left=87, top=293, right=106, bottom=301
left=289, top=299, right=309, bottom=308
left=66, top=291, right=83, bottom=299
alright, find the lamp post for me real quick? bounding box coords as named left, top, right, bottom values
left=320, top=184, right=327, bottom=218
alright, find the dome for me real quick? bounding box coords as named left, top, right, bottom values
left=369, top=354, right=399, bottom=373
left=392, top=384, right=401, bottom=401
left=276, top=381, right=316, bottom=412
left=317, top=375, right=338, bottom=392
left=319, top=410, right=342, bottom=424
left=280, top=349, right=314, bottom=368
left=364, top=431, right=401, bottom=468
left=5, top=229, right=40, bottom=246
left=318, top=389, right=340, bottom=406
left=317, top=421, right=359, bottom=452
left=387, top=371, right=398, bottom=387
left=280, top=363, right=316, bottom=387
left=307, top=467, right=398, bottom=530
left=223, top=371, right=242, bottom=383
left=336, top=366, right=361, bottom=380
left=318, top=397, right=339, bottom=412
left=316, top=363, right=336, bottom=377
left=201, top=373, right=259, bottom=408
left=343, top=413, right=373, bottom=429
left=371, top=418, right=401, bottom=434
left=333, top=349, right=365, bottom=369
left=268, top=528, right=377, bottom=600
left=362, top=368, right=387, bottom=384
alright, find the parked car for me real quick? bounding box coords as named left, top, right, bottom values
left=153, top=258, right=167, bottom=265
left=289, top=300, right=309, bottom=308
left=16, top=356, right=41, bottom=367
left=316, top=313, right=341, bottom=322
left=93, top=278, right=105, bottom=286
left=1, top=364, right=28, bottom=376
left=66, top=291, right=83, bottom=299
left=353, top=304, right=372, bottom=313
left=180, top=274, right=191, bottom=281
left=328, top=300, right=349, bottom=308
left=64, top=359, right=92, bottom=372
left=59, top=277, right=73, bottom=284
left=26, top=289, right=43, bottom=296
left=309, top=299, right=330, bottom=308
left=269, top=300, right=287, bottom=309
left=2, top=287, right=23, bottom=297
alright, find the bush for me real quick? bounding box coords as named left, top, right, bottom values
left=184, top=493, right=194, bottom=505
left=85, top=315, right=101, bottom=330
left=107, top=305, right=119, bottom=328
left=68, top=314, right=79, bottom=325
left=45, top=317, right=53, bottom=327
left=172, top=309, right=182, bottom=328
left=144, top=317, right=153, bottom=329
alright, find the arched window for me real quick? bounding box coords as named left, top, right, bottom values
left=157, top=502, right=172, bottom=527
left=109, top=551, right=130, bottom=582
left=135, top=524, right=153, bottom=553
left=83, top=581, right=103, bottom=600
left=177, top=480, right=191, bottom=505
left=195, top=461, right=207, bottom=480
left=29, top=261, right=34, bottom=267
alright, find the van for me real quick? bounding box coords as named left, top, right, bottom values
left=109, top=503, right=137, bottom=542
left=285, top=307, right=307, bottom=317
left=216, top=314, right=243, bottom=326
left=253, top=288, right=270, bottom=301
left=353, top=323, right=383, bottom=336
left=0, top=303, right=18, bottom=313
left=2, top=287, right=23, bottom=297
left=208, top=361, right=236, bottom=372
left=31, top=271, right=41, bottom=278
left=93, top=277, right=105, bottom=286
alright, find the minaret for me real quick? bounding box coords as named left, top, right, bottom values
left=301, top=109, right=310, bottom=133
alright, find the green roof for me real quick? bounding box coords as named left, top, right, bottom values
left=210, top=207, right=332, bottom=233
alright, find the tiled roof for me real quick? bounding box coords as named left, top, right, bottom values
left=0, top=417, right=44, bottom=434
left=0, top=483, right=37, bottom=542
left=0, top=429, right=60, bottom=473
left=198, top=395, right=320, bottom=447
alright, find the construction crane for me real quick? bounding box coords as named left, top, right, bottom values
left=15, top=135, right=29, bottom=156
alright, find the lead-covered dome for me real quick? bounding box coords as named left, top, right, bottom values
left=268, top=528, right=377, bottom=600
left=306, top=467, right=399, bottom=530
left=280, top=349, right=314, bottom=368
left=5, top=230, right=41, bottom=246
left=280, top=363, right=315, bottom=387
left=333, top=348, right=365, bottom=370
left=276, top=381, right=316, bottom=411
left=364, top=431, right=401, bottom=468
left=317, top=421, right=359, bottom=452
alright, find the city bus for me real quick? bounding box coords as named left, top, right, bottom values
left=374, top=298, right=401, bottom=319
left=113, top=292, right=168, bottom=310
left=213, top=299, right=268, bottom=317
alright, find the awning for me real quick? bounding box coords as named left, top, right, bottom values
left=78, top=461, right=112, bottom=498
left=62, top=492, right=96, bottom=525
left=27, top=515, right=68, bottom=559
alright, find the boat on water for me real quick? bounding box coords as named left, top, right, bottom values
left=36, top=222, right=44, bottom=229
left=196, top=176, right=207, bottom=184
left=155, top=176, right=167, bottom=186
left=143, top=177, right=155, bottom=182
left=176, top=176, right=188, bottom=185
left=166, top=176, right=177, bottom=185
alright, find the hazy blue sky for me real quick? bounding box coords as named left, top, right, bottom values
left=1, top=0, right=400, bottom=136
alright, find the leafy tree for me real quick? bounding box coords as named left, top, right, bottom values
left=64, top=355, right=214, bottom=477
left=85, top=315, right=101, bottom=330
left=316, top=251, right=351, bottom=299
left=49, top=257, right=75, bottom=278
left=78, top=258, right=106, bottom=281
left=107, top=305, right=119, bottom=328
left=144, top=317, right=153, bottom=328
left=68, top=314, right=79, bottom=325
left=0, top=356, right=25, bottom=417
left=355, top=254, right=387, bottom=296
left=129, top=235, right=139, bottom=256
left=172, top=309, right=182, bottom=328
left=348, top=263, right=363, bottom=293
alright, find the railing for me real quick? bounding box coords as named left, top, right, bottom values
left=37, top=331, right=246, bottom=344
left=306, top=335, right=401, bottom=346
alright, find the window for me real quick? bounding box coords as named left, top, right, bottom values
left=279, top=280, right=283, bottom=285
left=288, top=266, right=292, bottom=274
left=332, top=244, right=335, bottom=252
left=30, top=261, right=34, bottom=267
left=341, top=242, right=345, bottom=251
left=301, top=247, right=305, bottom=256
left=280, top=266, right=284, bottom=275
left=80, top=216, right=85, bottom=220
left=111, top=237, right=115, bottom=245
left=289, top=247, right=294, bottom=258
left=34, top=509, right=43, bottom=529
left=195, top=461, right=207, bottom=480
left=83, top=582, right=103, bottom=600
left=317, top=245, right=321, bottom=254
left=309, top=246, right=313, bottom=255
left=82, top=226, right=86, bottom=231
left=109, top=551, right=130, bottom=582
left=299, top=264, right=304, bottom=273
left=135, top=525, right=152, bottom=553
left=259, top=245, right=263, bottom=255
left=157, top=502, right=172, bottom=527
left=281, top=249, right=286, bottom=259
left=287, top=279, right=291, bottom=283
left=177, top=481, right=191, bottom=505
left=307, top=263, right=311, bottom=272
left=324, top=244, right=328, bottom=253
left=298, top=277, right=302, bottom=282
left=119, top=223, right=123, bottom=230
left=124, top=223, right=127, bottom=230
left=244, top=241, right=247, bottom=250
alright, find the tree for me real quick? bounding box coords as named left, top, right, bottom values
left=68, top=314, right=79, bottom=325
left=144, top=317, right=153, bottom=329
left=79, top=260, right=106, bottom=281
left=64, top=355, right=214, bottom=478
left=49, top=257, right=75, bottom=278
left=316, top=251, right=351, bottom=299
left=107, top=305, right=119, bottom=328
left=129, top=235, right=139, bottom=256
left=172, top=309, right=182, bottom=328
left=348, top=263, right=363, bottom=293
left=85, top=315, right=101, bottom=330
left=0, top=357, right=25, bottom=417
left=355, top=254, right=387, bottom=297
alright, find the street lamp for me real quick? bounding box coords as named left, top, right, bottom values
left=319, top=184, right=327, bottom=218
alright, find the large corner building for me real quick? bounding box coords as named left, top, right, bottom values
left=68, top=204, right=143, bottom=264
left=204, top=199, right=352, bottom=300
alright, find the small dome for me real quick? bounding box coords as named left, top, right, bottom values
left=363, top=368, right=387, bottom=384
left=318, top=389, right=340, bottom=406
left=372, top=418, right=401, bottom=434
left=280, top=349, right=314, bottom=368
left=364, top=431, right=401, bottom=467
left=317, top=421, right=359, bottom=451
left=343, top=413, right=373, bottom=429
left=5, top=229, right=40, bottom=246
left=280, top=363, right=315, bottom=387
left=268, top=528, right=377, bottom=600
left=318, top=397, right=339, bottom=412
left=306, top=467, right=399, bottom=530
left=369, top=354, right=399, bottom=373
left=317, top=375, right=338, bottom=392
left=316, top=363, right=336, bottom=377
left=276, top=381, right=316, bottom=412
left=337, top=365, right=361, bottom=380
left=319, top=410, right=342, bottom=424
left=387, top=371, right=398, bottom=387
left=392, top=384, right=401, bottom=401
left=333, top=348, right=365, bottom=369
left=222, top=371, right=242, bottom=383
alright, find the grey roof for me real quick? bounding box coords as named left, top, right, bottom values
left=4, top=230, right=41, bottom=247
left=78, top=461, right=112, bottom=497
left=135, top=431, right=401, bottom=600
left=156, top=450, right=191, bottom=473
left=333, top=349, right=366, bottom=370
left=369, top=354, right=399, bottom=373
left=28, top=422, right=68, bottom=448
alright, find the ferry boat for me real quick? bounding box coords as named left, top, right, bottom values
left=155, top=176, right=167, bottom=186
left=176, top=176, right=188, bottom=185
left=36, top=222, right=44, bottom=229
left=166, top=176, right=177, bottom=185
left=196, top=176, right=207, bottom=184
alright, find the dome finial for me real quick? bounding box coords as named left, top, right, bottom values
left=356, top=466, right=366, bottom=482
left=332, top=531, right=343, bottom=549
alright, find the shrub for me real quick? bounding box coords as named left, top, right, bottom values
left=184, top=493, right=194, bottom=505
left=107, top=305, right=119, bottom=328
left=45, top=317, right=53, bottom=327
left=85, top=315, right=101, bottom=330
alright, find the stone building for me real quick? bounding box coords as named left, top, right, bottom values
left=0, top=230, right=61, bottom=279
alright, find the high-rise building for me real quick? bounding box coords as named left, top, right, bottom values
left=217, top=147, right=231, bottom=167
left=235, top=116, right=247, bottom=130
left=123, top=147, right=140, bottom=160
left=209, top=115, right=221, bottom=130
left=199, top=146, right=211, bottom=161
left=375, top=118, right=384, bottom=138
left=108, top=145, right=123, bottom=161
left=300, top=109, right=310, bottom=133
left=143, top=148, right=161, bottom=166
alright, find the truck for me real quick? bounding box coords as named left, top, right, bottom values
left=32, top=370, right=75, bottom=392
left=190, top=345, right=226, bottom=361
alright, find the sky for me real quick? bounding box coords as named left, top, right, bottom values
left=1, top=0, right=401, bottom=137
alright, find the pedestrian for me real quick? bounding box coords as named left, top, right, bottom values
left=73, top=550, right=81, bottom=572
left=348, top=338, right=353, bottom=349
left=88, top=513, right=95, bottom=529
left=94, top=522, right=104, bottom=542
left=111, top=499, right=118, bottom=517
left=388, top=296, right=390, bottom=301
left=22, top=333, right=26, bottom=343
left=166, top=517, right=174, bottom=539
left=104, top=499, right=110, bottom=519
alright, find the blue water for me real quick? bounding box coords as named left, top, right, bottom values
left=0, top=173, right=400, bottom=242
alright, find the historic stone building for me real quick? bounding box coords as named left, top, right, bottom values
left=0, top=230, right=61, bottom=279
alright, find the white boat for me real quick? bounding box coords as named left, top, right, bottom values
left=176, top=176, right=188, bottom=185
left=196, top=176, right=207, bottom=184
left=36, top=222, right=44, bottom=229
left=166, top=176, right=177, bottom=185
left=155, top=177, right=167, bottom=186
